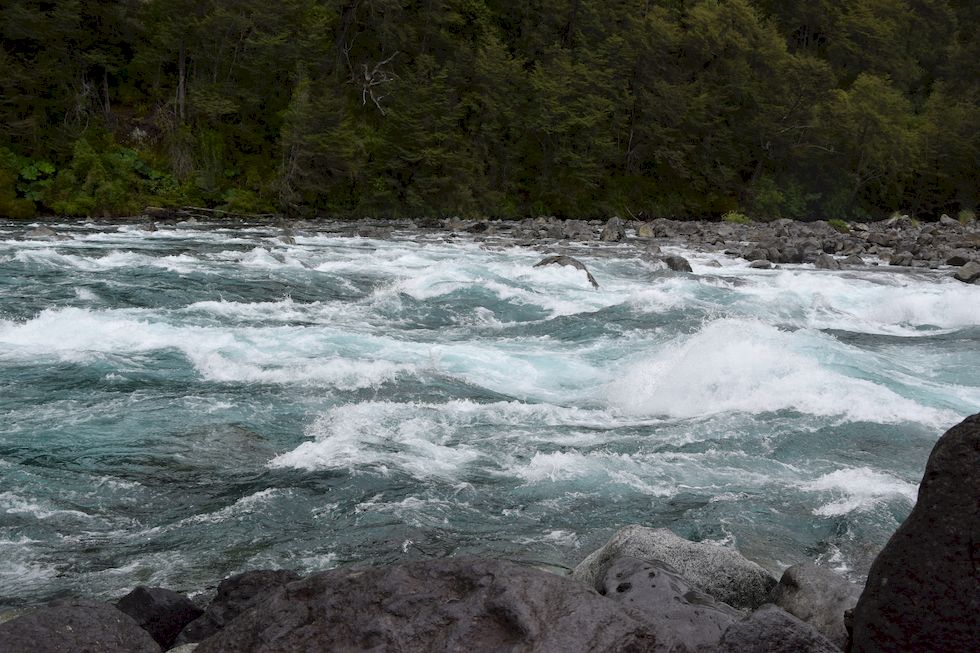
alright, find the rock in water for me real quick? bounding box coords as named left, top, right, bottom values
left=850, top=413, right=980, bottom=653
left=600, top=557, right=740, bottom=651
left=662, top=255, right=693, bottom=272
left=0, top=600, right=161, bottom=653
left=813, top=254, right=842, bottom=270
left=773, top=563, right=861, bottom=648
left=25, top=226, right=56, bottom=239
left=115, top=586, right=203, bottom=649
left=600, top=216, right=625, bottom=242
left=952, top=260, right=980, bottom=284
left=573, top=525, right=777, bottom=610
left=176, top=570, right=300, bottom=645
left=194, top=558, right=657, bottom=653
left=716, top=604, right=839, bottom=653
left=534, top=255, right=599, bottom=289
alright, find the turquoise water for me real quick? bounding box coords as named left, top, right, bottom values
left=1, top=220, right=978, bottom=606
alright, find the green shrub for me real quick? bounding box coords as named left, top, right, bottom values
left=828, top=218, right=851, bottom=233
left=959, top=209, right=976, bottom=225
left=722, top=210, right=752, bottom=224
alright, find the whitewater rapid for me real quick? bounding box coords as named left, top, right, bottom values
left=0, top=220, right=977, bottom=605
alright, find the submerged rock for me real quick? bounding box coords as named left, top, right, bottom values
left=600, top=557, right=740, bottom=651
left=662, top=255, right=693, bottom=272
left=115, top=586, right=202, bottom=650
left=716, top=604, right=839, bottom=653
left=0, top=600, right=161, bottom=653
left=194, top=558, right=658, bottom=653
left=176, top=570, right=300, bottom=645
left=850, top=413, right=980, bottom=652
left=534, top=255, right=599, bottom=289
left=25, top=226, right=57, bottom=239
left=773, top=563, right=861, bottom=648
left=573, top=526, right=778, bottom=610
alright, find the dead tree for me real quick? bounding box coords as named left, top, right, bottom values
left=344, top=43, right=399, bottom=116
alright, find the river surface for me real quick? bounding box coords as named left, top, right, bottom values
left=1, top=220, right=978, bottom=606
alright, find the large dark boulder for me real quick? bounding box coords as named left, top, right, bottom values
left=573, top=526, right=777, bottom=610
left=534, top=255, right=600, bottom=289
left=662, top=255, right=693, bottom=273
left=953, top=260, right=980, bottom=284
left=850, top=413, right=980, bottom=652
left=0, top=599, right=161, bottom=653
left=600, top=216, right=626, bottom=242
left=773, top=563, right=861, bottom=648
left=176, top=570, right=300, bottom=645
left=195, top=558, right=659, bottom=653
left=115, top=586, right=203, bottom=649
left=717, top=604, right=840, bottom=653
left=600, top=556, right=740, bottom=652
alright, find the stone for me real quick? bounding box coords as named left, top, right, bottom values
left=600, top=557, right=740, bottom=652
left=945, top=250, right=974, bottom=266
left=562, top=219, right=594, bottom=240
left=176, top=570, right=300, bottom=645
left=25, top=226, right=56, bottom=239
left=953, top=260, right=980, bottom=284
left=0, top=600, right=161, bottom=653
left=662, top=255, right=693, bottom=272
left=773, top=563, right=861, bottom=648
left=600, top=216, right=626, bottom=242
left=888, top=251, right=914, bottom=266
left=646, top=242, right=662, bottom=254
left=115, top=586, right=203, bottom=650
left=850, top=413, right=980, bottom=653
left=533, top=255, right=599, bottom=289
left=743, top=247, right=769, bottom=261
left=749, top=259, right=772, bottom=269
left=194, top=558, right=658, bottom=653
left=842, top=254, right=865, bottom=266
left=168, top=645, right=199, bottom=653
left=813, top=254, right=842, bottom=270
left=636, top=223, right=654, bottom=238
left=716, top=604, right=839, bottom=653
left=572, top=526, right=777, bottom=611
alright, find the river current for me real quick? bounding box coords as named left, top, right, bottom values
left=1, top=220, right=978, bottom=606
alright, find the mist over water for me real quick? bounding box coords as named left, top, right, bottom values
left=1, top=220, right=978, bottom=606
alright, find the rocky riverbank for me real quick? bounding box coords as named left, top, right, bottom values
left=1, top=413, right=976, bottom=652
left=22, top=211, right=980, bottom=285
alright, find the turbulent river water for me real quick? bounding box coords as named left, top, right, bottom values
left=1, top=220, right=978, bottom=606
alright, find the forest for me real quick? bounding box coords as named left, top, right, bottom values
left=0, top=0, right=977, bottom=221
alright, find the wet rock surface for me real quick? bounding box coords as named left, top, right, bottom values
left=0, top=599, right=161, bottom=653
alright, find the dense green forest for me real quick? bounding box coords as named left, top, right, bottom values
left=1, top=0, right=977, bottom=220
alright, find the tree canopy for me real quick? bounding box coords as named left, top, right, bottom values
left=1, top=0, right=977, bottom=220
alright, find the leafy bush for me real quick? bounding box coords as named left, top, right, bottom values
left=959, top=209, right=976, bottom=225
left=828, top=218, right=851, bottom=233
left=722, top=210, right=752, bottom=224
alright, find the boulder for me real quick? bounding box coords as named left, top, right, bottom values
left=952, top=260, right=980, bottom=284
left=562, top=219, right=594, bottom=240
left=850, top=413, right=980, bottom=652
left=115, top=586, right=203, bottom=650
left=600, top=557, right=740, bottom=652
left=888, top=251, right=914, bottom=266
left=636, top=223, right=655, bottom=238
left=842, top=254, right=865, bottom=266
left=945, top=250, right=973, bottom=266
left=0, top=600, right=161, bottom=653
left=813, top=254, right=842, bottom=270
left=773, top=563, right=861, bottom=648
left=662, top=255, right=693, bottom=272
left=600, top=216, right=626, bottom=242
left=176, top=570, right=300, bottom=645
left=25, top=226, right=57, bottom=239
left=572, top=526, right=777, bottom=610
left=533, top=255, right=599, bottom=289
left=716, top=604, right=840, bottom=653
left=194, top=558, right=658, bottom=653
left=749, top=259, right=772, bottom=269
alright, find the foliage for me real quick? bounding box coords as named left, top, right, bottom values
left=722, top=211, right=752, bottom=225
left=0, top=0, right=977, bottom=219
left=828, top=218, right=851, bottom=233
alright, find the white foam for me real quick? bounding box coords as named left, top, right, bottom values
left=606, top=318, right=957, bottom=425
left=800, top=467, right=918, bottom=516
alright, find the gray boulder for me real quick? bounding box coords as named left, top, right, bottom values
left=945, top=250, right=974, bottom=266
left=600, top=557, right=740, bottom=652
left=749, top=259, right=772, bottom=269
left=195, top=558, right=658, bottom=653
left=636, top=222, right=655, bottom=238
left=773, top=563, right=861, bottom=648
left=534, top=255, right=599, bottom=289
left=176, top=570, right=300, bottom=645
left=562, top=219, right=594, bottom=240
left=25, top=226, right=57, bottom=239
left=716, top=604, right=840, bottom=653
left=952, top=260, right=980, bottom=284
left=662, top=255, right=693, bottom=272
left=813, top=254, right=842, bottom=270
left=600, top=216, right=626, bottom=242
left=850, top=413, right=980, bottom=652
left=0, top=600, right=161, bottom=653
left=572, top=526, right=777, bottom=610
left=115, top=586, right=202, bottom=650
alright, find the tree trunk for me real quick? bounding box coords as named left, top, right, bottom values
left=177, top=42, right=187, bottom=123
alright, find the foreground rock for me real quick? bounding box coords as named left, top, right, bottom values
left=115, top=586, right=202, bottom=650
left=716, top=604, right=839, bottom=653
left=534, top=255, right=600, bottom=289
left=600, top=556, right=740, bottom=651
left=195, top=558, right=658, bottom=652
left=773, top=563, right=861, bottom=648
left=573, top=526, right=777, bottom=610
left=850, top=413, right=980, bottom=652
left=953, top=260, right=980, bottom=283
left=176, top=570, right=300, bottom=645
left=0, top=600, right=161, bottom=653
left=661, top=255, right=693, bottom=272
